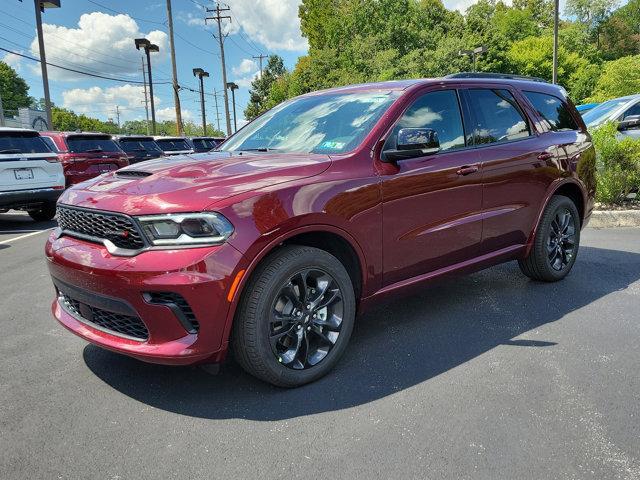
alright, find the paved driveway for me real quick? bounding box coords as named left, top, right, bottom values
left=1, top=215, right=639, bottom=479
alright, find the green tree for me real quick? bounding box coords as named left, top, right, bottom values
left=244, top=55, right=287, bottom=121
left=565, top=0, right=619, bottom=47
left=0, top=61, right=33, bottom=115
left=587, top=55, right=640, bottom=102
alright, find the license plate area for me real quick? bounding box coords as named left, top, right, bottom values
left=14, top=168, right=34, bottom=180
left=98, top=163, right=116, bottom=173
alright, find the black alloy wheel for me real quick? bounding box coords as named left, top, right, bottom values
left=547, top=207, right=576, bottom=271
left=232, top=245, right=356, bottom=387
left=270, top=268, right=344, bottom=370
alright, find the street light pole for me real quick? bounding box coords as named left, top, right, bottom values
left=193, top=68, right=209, bottom=135
left=33, top=0, right=61, bottom=129
left=552, top=0, right=559, bottom=84
left=226, top=82, right=238, bottom=133
left=135, top=38, right=159, bottom=135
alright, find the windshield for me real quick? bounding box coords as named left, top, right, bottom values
left=220, top=91, right=399, bottom=154
left=156, top=139, right=191, bottom=151
left=66, top=136, right=121, bottom=153
left=0, top=133, right=52, bottom=154
left=582, top=98, right=630, bottom=127
left=119, top=139, right=162, bottom=153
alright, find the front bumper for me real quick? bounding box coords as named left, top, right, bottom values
left=46, top=232, right=245, bottom=365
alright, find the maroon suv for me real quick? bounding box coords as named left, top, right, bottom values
left=41, top=132, right=129, bottom=187
left=46, top=74, right=596, bottom=387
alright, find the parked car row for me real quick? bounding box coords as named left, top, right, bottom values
left=579, top=94, right=640, bottom=139
left=0, top=128, right=226, bottom=220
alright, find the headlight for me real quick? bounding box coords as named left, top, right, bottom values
left=136, top=212, right=234, bottom=246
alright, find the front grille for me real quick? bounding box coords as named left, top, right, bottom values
left=57, top=205, right=145, bottom=250
left=60, top=293, right=149, bottom=341
left=145, top=292, right=199, bottom=333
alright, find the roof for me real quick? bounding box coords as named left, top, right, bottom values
left=114, top=135, right=155, bottom=141
left=41, top=131, right=113, bottom=137
left=302, top=73, right=561, bottom=97
left=154, top=136, right=188, bottom=141
left=189, top=136, right=225, bottom=140
left=0, top=127, right=38, bottom=134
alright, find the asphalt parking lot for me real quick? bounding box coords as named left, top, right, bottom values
left=1, top=212, right=639, bottom=480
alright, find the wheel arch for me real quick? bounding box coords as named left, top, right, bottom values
left=525, top=178, right=587, bottom=257
left=220, top=225, right=368, bottom=348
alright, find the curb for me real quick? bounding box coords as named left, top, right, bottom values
left=588, top=210, right=640, bottom=228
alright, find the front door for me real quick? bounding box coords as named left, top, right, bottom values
left=380, top=89, right=483, bottom=286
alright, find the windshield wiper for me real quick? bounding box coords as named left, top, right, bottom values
left=237, top=147, right=280, bottom=152
left=0, top=149, right=22, bottom=154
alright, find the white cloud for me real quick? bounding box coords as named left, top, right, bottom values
left=30, top=12, right=168, bottom=81
left=213, top=0, right=308, bottom=51
left=234, top=70, right=259, bottom=88
left=156, top=107, right=194, bottom=122
left=2, top=52, right=22, bottom=72
left=61, top=84, right=158, bottom=121
left=232, top=58, right=257, bottom=76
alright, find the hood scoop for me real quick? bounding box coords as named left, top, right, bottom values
left=116, top=170, right=153, bottom=178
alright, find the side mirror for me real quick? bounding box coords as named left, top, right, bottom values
left=381, top=128, right=440, bottom=162
left=618, top=115, right=640, bottom=131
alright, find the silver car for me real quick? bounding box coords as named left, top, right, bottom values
left=582, top=94, right=640, bottom=139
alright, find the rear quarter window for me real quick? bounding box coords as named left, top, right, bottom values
left=0, top=133, right=52, bottom=154
left=524, top=91, right=579, bottom=131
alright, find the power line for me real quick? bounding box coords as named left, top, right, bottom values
left=0, top=47, right=172, bottom=85
left=85, top=0, right=166, bottom=26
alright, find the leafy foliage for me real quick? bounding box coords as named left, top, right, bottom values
left=587, top=55, right=640, bottom=103
left=0, top=61, right=33, bottom=115
left=244, top=55, right=287, bottom=121
left=591, top=122, right=640, bottom=204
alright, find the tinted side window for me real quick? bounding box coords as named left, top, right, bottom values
left=41, top=136, right=59, bottom=152
left=385, top=90, right=465, bottom=152
left=467, top=89, right=530, bottom=144
left=524, top=91, right=579, bottom=131
left=623, top=102, right=640, bottom=119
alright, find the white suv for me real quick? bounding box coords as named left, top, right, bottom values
left=0, top=128, right=65, bottom=221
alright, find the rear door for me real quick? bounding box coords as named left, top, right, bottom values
left=462, top=87, right=555, bottom=254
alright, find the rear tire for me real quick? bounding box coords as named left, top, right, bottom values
left=232, top=245, right=356, bottom=387
left=28, top=202, right=56, bottom=222
left=519, top=195, right=580, bottom=282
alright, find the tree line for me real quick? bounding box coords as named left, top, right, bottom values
left=245, top=0, right=640, bottom=120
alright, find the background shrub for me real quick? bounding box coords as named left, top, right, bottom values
left=591, top=122, right=640, bottom=204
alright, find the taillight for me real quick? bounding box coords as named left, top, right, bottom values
left=45, top=156, right=60, bottom=163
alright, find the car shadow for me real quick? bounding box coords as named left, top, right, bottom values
left=0, top=212, right=56, bottom=232
left=83, top=245, right=640, bottom=421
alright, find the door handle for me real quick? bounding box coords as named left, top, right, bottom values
left=456, top=165, right=479, bottom=176
left=537, top=152, right=553, bottom=161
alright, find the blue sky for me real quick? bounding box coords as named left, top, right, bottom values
left=0, top=0, right=581, bottom=129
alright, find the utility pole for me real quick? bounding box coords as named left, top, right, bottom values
left=227, top=82, right=238, bottom=133
left=552, top=0, right=559, bottom=84
left=33, top=0, right=61, bottom=129
left=166, top=0, right=183, bottom=135
left=193, top=68, right=209, bottom=135
left=141, top=57, right=150, bottom=135
left=135, top=38, right=159, bottom=135
left=252, top=53, right=268, bottom=78
left=213, top=88, right=221, bottom=133
left=0, top=92, right=5, bottom=127
left=206, top=4, right=232, bottom=137
left=115, top=105, right=121, bottom=130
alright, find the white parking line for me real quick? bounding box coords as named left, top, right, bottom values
left=0, top=229, right=52, bottom=245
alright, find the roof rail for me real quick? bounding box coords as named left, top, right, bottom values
left=445, top=72, right=548, bottom=83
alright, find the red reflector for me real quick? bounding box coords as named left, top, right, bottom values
left=53, top=185, right=65, bottom=190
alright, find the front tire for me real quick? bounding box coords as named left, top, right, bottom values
left=28, top=202, right=56, bottom=222
left=519, top=195, right=580, bottom=282
left=232, top=245, right=356, bottom=387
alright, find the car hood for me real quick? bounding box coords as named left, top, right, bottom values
left=59, top=151, right=332, bottom=215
